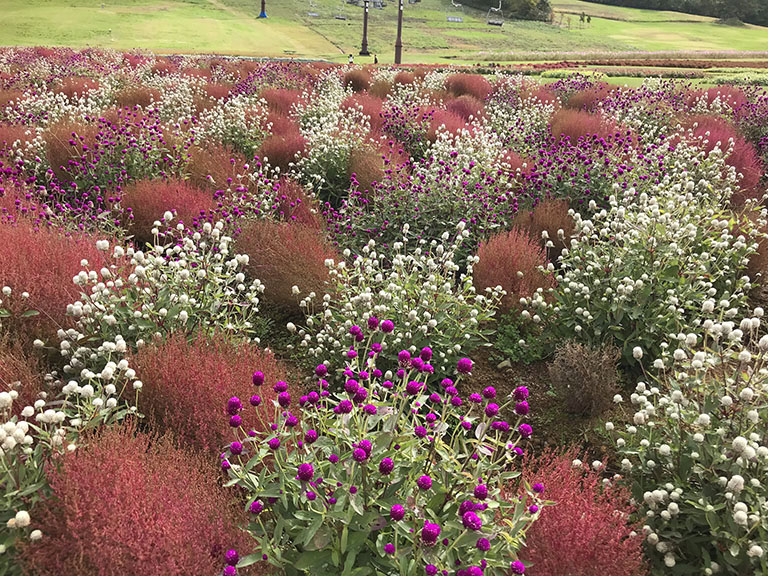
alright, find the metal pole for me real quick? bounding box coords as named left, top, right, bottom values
left=394, top=0, right=403, bottom=64
left=360, top=0, right=370, bottom=55
left=259, top=0, right=267, bottom=18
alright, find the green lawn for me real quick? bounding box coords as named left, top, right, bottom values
left=1, top=0, right=768, bottom=62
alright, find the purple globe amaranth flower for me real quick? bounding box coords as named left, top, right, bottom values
left=229, top=415, right=242, bottom=428
left=422, top=363, right=435, bottom=374
left=306, top=490, right=317, bottom=501
left=398, top=350, right=411, bottom=365
left=363, top=404, right=377, bottom=415
left=286, top=414, right=299, bottom=427
left=345, top=379, right=360, bottom=394
left=391, top=504, right=405, bottom=521
left=350, top=325, right=363, bottom=337
left=357, top=439, right=372, bottom=455
left=347, top=348, right=358, bottom=359
left=249, top=500, right=264, bottom=515
left=457, top=357, right=473, bottom=374
left=474, top=484, right=488, bottom=500
left=467, top=567, right=483, bottom=576
left=445, top=386, right=458, bottom=396
left=529, top=504, right=539, bottom=513
left=225, top=549, right=239, bottom=566
left=532, top=482, right=545, bottom=494
left=250, top=394, right=261, bottom=407
left=460, top=420, right=472, bottom=430
left=518, top=423, right=533, bottom=438
left=359, top=371, right=370, bottom=381
left=229, top=441, right=243, bottom=455
left=315, top=364, right=327, bottom=377
left=469, top=393, right=482, bottom=403
left=278, top=391, right=291, bottom=408
left=353, top=448, right=368, bottom=462
left=297, top=463, right=314, bottom=482
left=482, top=386, right=496, bottom=400
left=414, top=425, right=428, bottom=438
left=227, top=396, right=242, bottom=415
left=476, top=537, right=490, bottom=551
left=425, top=566, right=438, bottom=576
left=336, top=399, right=353, bottom=414
left=221, top=459, right=231, bottom=471
left=371, top=344, right=382, bottom=354
left=305, top=429, right=318, bottom=444
left=410, top=357, right=425, bottom=371
left=223, top=567, right=237, bottom=576
left=513, top=386, right=529, bottom=401
left=353, top=388, right=368, bottom=403
left=274, top=381, right=288, bottom=393
left=379, top=457, right=394, bottom=475
left=382, top=380, right=394, bottom=389
left=267, top=437, right=280, bottom=450
left=368, top=316, right=380, bottom=330
left=420, top=346, right=433, bottom=361
left=450, top=396, right=463, bottom=407
left=459, top=500, right=475, bottom=515
left=252, top=371, right=264, bottom=386
left=421, top=522, right=441, bottom=545
left=406, top=380, right=422, bottom=395
left=491, top=421, right=510, bottom=432
left=510, top=560, right=526, bottom=574
left=429, top=393, right=442, bottom=403
left=417, top=475, right=433, bottom=490
left=462, top=511, right=483, bottom=531
left=328, top=454, right=339, bottom=464
left=485, top=403, right=499, bottom=417
left=381, top=319, right=394, bottom=333
left=307, top=391, right=320, bottom=404
left=515, top=401, right=530, bottom=416
left=384, top=543, right=396, bottom=554
left=440, top=378, right=453, bottom=389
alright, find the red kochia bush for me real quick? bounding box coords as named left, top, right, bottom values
left=186, top=142, right=248, bottom=191
left=512, top=199, right=575, bottom=263
left=348, top=146, right=385, bottom=196
left=0, top=335, right=45, bottom=417
left=273, top=178, right=324, bottom=229
left=550, top=109, right=614, bottom=143
left=507, top=448, right=647, bottom=576
left=19, top=424, right=258, bottom=576
left=114, top=85, right=161, bottom=109
left=260, top=88, right=303, bottom=116
left=444, top=74, right=492, bottom=101
left=132, top=332, right=284, bottom=452
left=53, top=77, right=100, bottom=100
left=0, top=221, right=104, bottom=344
left=427, top=109, right=468, bottom=142
left=686, top=114, right=763, bottom=204
left=343, top=69, right=372, bottom=92
left=472, top=227, right=554, bottom=314
left=445, top=94, right=485, bottom=122
left=259, top=117, right=307, bottom=173
left=120, top=178, right=214, bottom=245
left=235, top=220, right=339, bottom=314
left=342, top=93, right=384, bottom=134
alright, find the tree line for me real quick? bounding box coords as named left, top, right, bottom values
left=581, top=0, right=768, bottom=26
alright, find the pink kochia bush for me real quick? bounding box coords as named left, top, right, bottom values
left=19, top=424, right=260, bottom=576
left=132, top=332, right=283, bottom=453
left=508, top=448, right=647, bottom=576
left=473, top=228, right=555, bottom=314
left=221, top=320, right=542, bottom=576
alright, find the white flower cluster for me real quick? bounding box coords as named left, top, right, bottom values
left=195, top=93, right=269, bottom=155
left=291, top=222, right=503, bottom=374
left=71, top=221, right=265, bottom=345
left=612, top=308, right=768, bottom=571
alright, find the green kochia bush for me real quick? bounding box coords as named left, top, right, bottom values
left=609, top=308, right=768, bottom=575
left=222, top=333, right=543, bottom=576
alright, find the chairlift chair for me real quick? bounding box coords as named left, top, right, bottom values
left=335, top=0, right=348, bottom=19
left=446, top=0, right=463, bottom=23
left=487, top=0, right=503, bottom=26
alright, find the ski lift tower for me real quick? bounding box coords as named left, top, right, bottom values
left=394, top=0, right=404, bottom=64
left=259, top=0, right=267, bottom=18
left=360, top=0, right=371, bottom=55
left=487, top=0, right=503, bottom=26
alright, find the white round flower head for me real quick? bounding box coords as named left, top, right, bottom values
left=613, top=394, right=623, bottom=403
left=29, top=529, right=42, bottom=541
left=727, top=475, right=745, bottom=493
left=748, top=545, right=764, bottom=558
left=734, top=510, right=749, bottom=526
left=163, top=210, right=174, bottom=222
left=95, top=239, right=109, bottom=251
left=632, top=346, right=643, bottom=360
left=732, top=436, right=748, bottom=453
left=14, top=510, right=31, bottom=528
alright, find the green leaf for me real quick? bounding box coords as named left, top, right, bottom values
left=20, top=309, right=40, bottom=317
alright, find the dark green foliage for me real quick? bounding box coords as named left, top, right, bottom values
left=581, top=0, right=768, bottom=26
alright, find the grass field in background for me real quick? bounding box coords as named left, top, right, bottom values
left=1, top=0, right=767, bottom=62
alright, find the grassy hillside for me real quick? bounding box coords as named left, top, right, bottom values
left=1, top=0, right=767, bottom=62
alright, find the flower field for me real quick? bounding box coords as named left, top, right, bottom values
left=1, top=47, right=768, bottom=576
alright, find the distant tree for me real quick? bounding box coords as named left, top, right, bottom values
left=578, top=0, right=766, bottom=25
